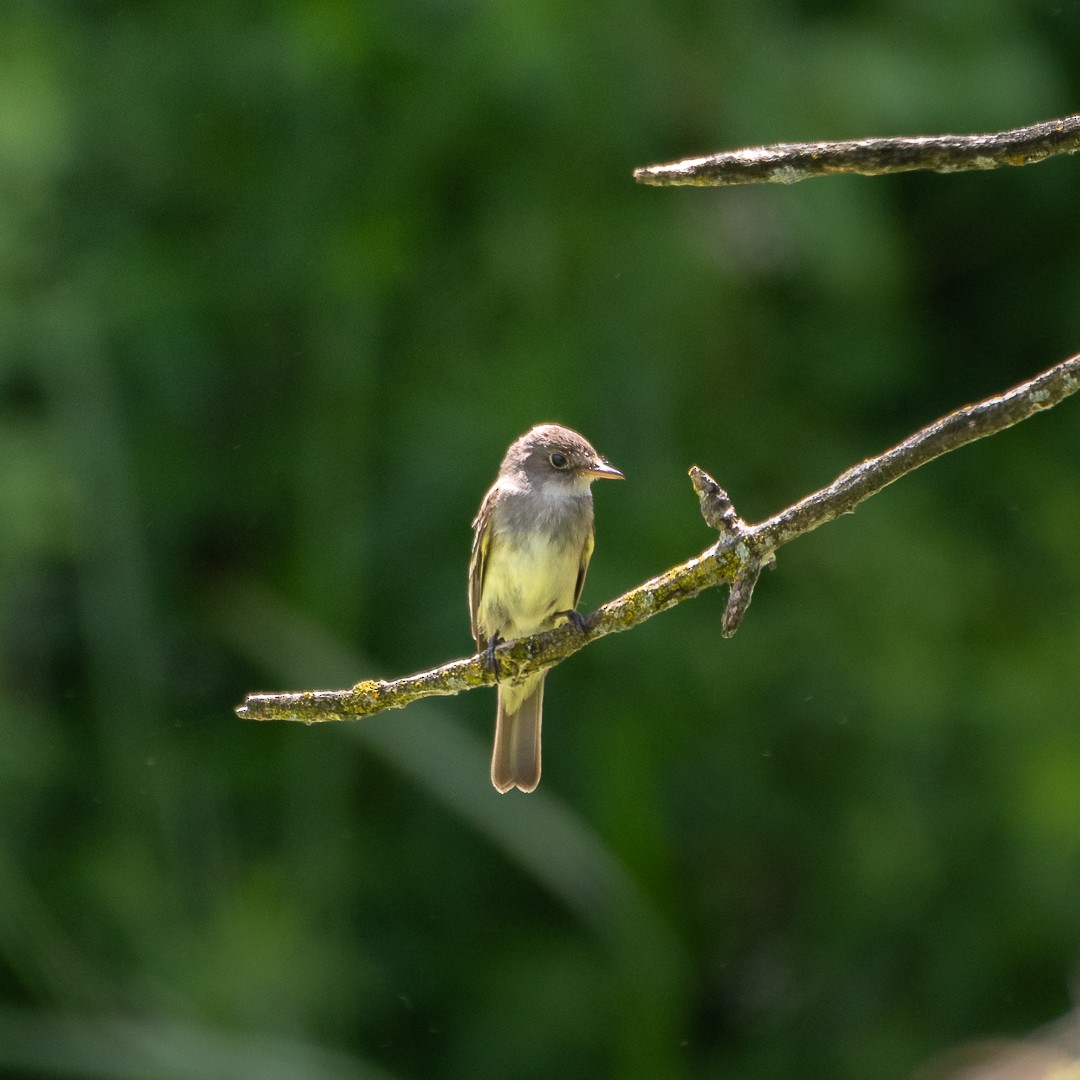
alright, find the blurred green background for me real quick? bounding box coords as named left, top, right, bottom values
left=1, top=1, right=1079, bottom=1078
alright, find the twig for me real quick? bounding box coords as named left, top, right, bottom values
left=634, top=114, right=1080, bottom=187
left=237, top=353, right=1080, bottom=724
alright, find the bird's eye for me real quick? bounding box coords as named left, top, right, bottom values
left=549, top=452, right=569, bottom=470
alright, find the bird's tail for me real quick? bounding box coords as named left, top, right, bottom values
left=491, top=675, right=544, bottom=793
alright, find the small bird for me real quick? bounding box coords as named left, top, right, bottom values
left=469, top=424, right=623, bottom=793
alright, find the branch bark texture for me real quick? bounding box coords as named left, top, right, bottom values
left=634, top=114, right=1080, bottom=187
left=237, top=353, right=1080, bottom=725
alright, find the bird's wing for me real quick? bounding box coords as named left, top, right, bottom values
left=573, top=522, right=596, bottom=609
left=468, top=486, right=497, bottom=646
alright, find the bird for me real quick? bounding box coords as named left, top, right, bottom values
left=468, top=424, right=623, bottom=793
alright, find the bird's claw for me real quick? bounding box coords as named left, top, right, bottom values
left=557, top=609, right=590, bottom=634
left=483, top=632, right=503, bottom=679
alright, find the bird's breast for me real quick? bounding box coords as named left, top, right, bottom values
left=477, top=523, right=584, bottom=640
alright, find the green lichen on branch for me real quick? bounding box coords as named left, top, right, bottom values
left=236, top=352, right=1080, bottom=725
left=634, top=114, right=1080, bottom=187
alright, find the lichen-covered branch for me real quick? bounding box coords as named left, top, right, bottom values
left=634, top=114, right=1080, bottom=187
left=752, top=353, right=1080, bottom=549
left=236, top=352, right=1080, bottom=725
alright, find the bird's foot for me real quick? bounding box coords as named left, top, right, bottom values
left=483, top=632, right=504, bottom=679
left=556, top=609, right=590, bottom=634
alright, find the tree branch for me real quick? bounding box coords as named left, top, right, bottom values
left=633, top=114, right=1080, bottom=187
left=237, top=352, right=1080, bottom=725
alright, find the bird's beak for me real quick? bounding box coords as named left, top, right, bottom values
left=586, top=460, right=624, bottom=480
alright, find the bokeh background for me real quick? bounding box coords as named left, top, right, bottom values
left=2, top=2, right=1079, bottom=1078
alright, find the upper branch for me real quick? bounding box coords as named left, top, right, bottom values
left=634, top=114, right=1080, bottom=187
left=237, top=353, right=1080, bottom=725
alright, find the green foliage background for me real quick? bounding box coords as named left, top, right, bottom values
left=1, top=2, right=1079, bottom=1077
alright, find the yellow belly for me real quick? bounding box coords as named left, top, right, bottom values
left=476, top=531, right=580, bottom=640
